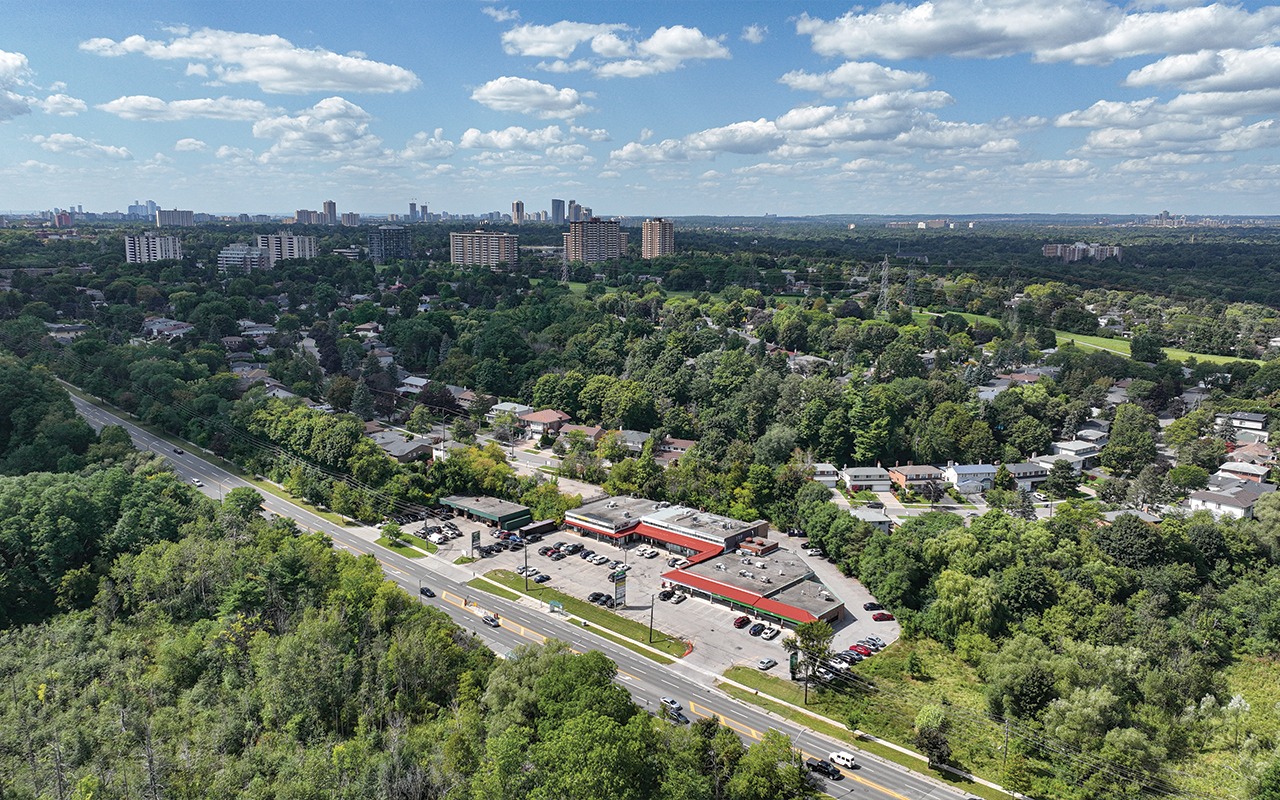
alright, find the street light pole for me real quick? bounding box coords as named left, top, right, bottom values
left=649, top=594, right=655, bottom=643
left=523, top=540, right=529, bottom=592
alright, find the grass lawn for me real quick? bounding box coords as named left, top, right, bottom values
left=454, top=555, right=478, bottom=565
left=717, top=676, right=1008, bottom=800
left=466, top=577, right=520, bottom=601
left=402, top=533, right=438, bottom=553
left=376, top=536, right=425, bottom=558
left=482, top=569, right=688, bottom=658
left=725, top=638, right=1051, bottom=797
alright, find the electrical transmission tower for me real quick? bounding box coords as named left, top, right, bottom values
left=875, top=256, right=891, bottom=315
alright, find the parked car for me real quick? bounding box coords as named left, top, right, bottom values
left=814, top=667, right=835, bottom=681
left=866, top=501, right=885, bottom=509
left=670, top=593, right=686, bottom=605
left=733, top=615, right=751, bottom=629
left=482, top=615, right=500, bottom=628
left=757, top=657, right=778, bottom=670
left=761, top=627, right=780, bottom=640
left=534, top=574, right=551, bottom=584
left=834, top=651, right=861, bottom=664
left=644, top=550, right=658, bottom=558
left=872, top=611, right=895, bottom=622
left=849, top=644, right=873, bottom=657
left=604, top=597, right=616, bottom=608
left=829, top=751, right=857, bottom=769
left=748, top=623, right=766, bottom=637
left=658, top=589, right=674, bottom=601
left=579, top=549, right=594, bottom=559
left=862, top=601, right=883, bottom=611
left=418, top=586, right=435, bottom=598
left=588, top=592, right=604, bottom=603
left=868, top=636, right=887, bottom=647
left=523, top=568, right=539, bottom=578
left=805, top=758, right=842, bottom=780
left=550, top=552, right=567, bottom=561
left=538, top=546, right=553, bottom=556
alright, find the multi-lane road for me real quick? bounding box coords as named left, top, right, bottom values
left=70, top=393, right=979, bottom=800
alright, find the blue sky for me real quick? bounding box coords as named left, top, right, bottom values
left=2, top=1, right=1280, bottom=217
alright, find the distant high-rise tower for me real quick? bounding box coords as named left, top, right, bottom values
left=567, top=200, right=583, bottom=223
left=408, top=202, right=418, bottom=222
left=551, top=198, right=565, bottom=226
left=256, top=231, right=318, bottom=267
left=563, top=218, right=626, bottom=263
left=323, top=200, right=337, bottom=225
left=125, top=233, right=182, bottom=263
left=451, top=230, right=519, bottom=268
left=511, top=200, right=524, bottom=225
left=368, top=225, right=411, bottom=265
left=641, top=218, right=675, bottom=259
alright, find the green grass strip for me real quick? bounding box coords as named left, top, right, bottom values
left=467, top=578, right=520, bottom=601
left=402, top=533, right=438, bottom=553
left=482, top=569, right=688, bottom=659
left=376, top=536, right=425, bottom=558
left=721, top=668, right=1011, bottom=800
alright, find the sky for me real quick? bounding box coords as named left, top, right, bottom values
left=2, top=1, right=1280, bottom=217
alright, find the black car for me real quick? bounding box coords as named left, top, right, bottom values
left=588, top=592, right=604, bottom=603
left=805, top=758, right=842, bottom=780
left=604, top=597, right=616, bottom=608
left=749, top=623, right=766, bottom=636
left=418, top=586, right=436, bottom=598
left=862, top=601, right=883, bottom=611
left=665, top=709, right=690, bottom=725
left=550, top=552, right=567, bottom=561
left=534, top=574, right=551, bottom=584
left=173, top=447, right=184, bottom=454
left=658, top=589, right=674, bottom=601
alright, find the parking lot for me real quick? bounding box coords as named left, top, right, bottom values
left=425, top=519, right=899, bottom=674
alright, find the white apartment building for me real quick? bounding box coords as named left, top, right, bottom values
left=154, top=209, right=194, bottom=227
left=217, top=243, right=269, bottom=273
left=564, top=217, right=627, bottom=263
left=256, top=231, right=318, bottom=267
left=450, top=230, right=519, bottom=267
left=124, top=233, right=182, bottom=263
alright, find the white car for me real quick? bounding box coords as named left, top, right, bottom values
left=523, top=568, right=539, bottom=577
left=757, top=657, right=778, bottom=670
left=829, top=751, right=857, bottom=769
left=191, top=478, right=204, bottom=487
left=660, top=696, right=682, bottom=712
left=761, top=627, right=780, bottom=640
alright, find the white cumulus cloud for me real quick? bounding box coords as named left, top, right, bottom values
left=460, top=125, right=566, bottom=150
left=504, top=20, right=728, bottom=78
left=79, top=28, right=420, bottom=94
left=471, top=76, right=593, bottom=119
left=252, top=96, right=384, bottom=162
left=35, top=94, right=86, bottom=116
left=482, top=6, right=520, bottom=22
left=97, top=95, right=277, bottom=121
left=779, top=61, right=931, bottom=97
left=174, top=137, right=207, bottom=151
left=502, top=22, right=630, bottom=59
left=30, top=133, right=132, bottom=159
left=401, top=128, right=456, bottom=160
left=741, top=24, right=767, bottom=44
left=0, top=49, right=34, bottom=121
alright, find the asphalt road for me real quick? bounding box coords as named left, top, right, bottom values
left=71, top=393, right=977, bottom=800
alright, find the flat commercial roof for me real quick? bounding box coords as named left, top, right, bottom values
left=564, top=496, right=660, bottom=534
left=643, top=505, right=764, bottom=546
left=441, top=495, right=531, bottom=521
left=661, top=545, right=846, bottom=625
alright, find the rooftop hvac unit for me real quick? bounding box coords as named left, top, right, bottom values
left=623, top=512, right=631, bottom=518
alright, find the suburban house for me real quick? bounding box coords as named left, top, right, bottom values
left=1101, top=510, right=1163, bottom=525
left=486, top=401, right=534, bottom=424
left=888, top=464, right=945, bottom=488
left=850, top=507, right=892, bottom=533
left=519, top=408, right=571, bottom=437
left=842, top=466, right=893, bottom=493
left=397, top=376, right=430, bottom=396
left=1032, top=453, right=1086, bottom=474
left=1216, top=412, right=1270, bottom=443
left=656, top=436, right=698, bottom=462
left=1005, top=462, right=1050, bottom=492
left=367, top=430, right=433, bottom=463
left=559, top=424, right=605, bottom=446
left=141, top=317, right=196, bottom=339
left=1181, top=386, right=1212, bottom=411
left=1075, top=428, right=1109, bottom=447
left=1217, top=462, right=1270, bottom=484
left=1188, top=480, right=1276, bottom=519
left=1228, top=442, right=1275, bottom=466
left=1051, top=440, right=1100, bottom=468
left=812, top=463, right=841, bottom=488
left=353, top=321, right=383, bottom=338
left=942, top=463, right=998, bottom=493
left=619, top=429, right=652, bottom=453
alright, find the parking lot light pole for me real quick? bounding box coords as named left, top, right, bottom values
left=649, top=594, right=655, bottom=643
left=523, top=541, right=529, bottom=592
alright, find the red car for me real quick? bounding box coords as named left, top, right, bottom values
left=872, top=611, right=895, bottom=622
left=848, top=644, right=873, bottom=656
left=733, top=615, right=751, bottom=629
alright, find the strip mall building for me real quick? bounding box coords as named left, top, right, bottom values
left=564, top=496, right=845, bottom=628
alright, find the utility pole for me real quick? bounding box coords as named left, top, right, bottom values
left=649, top=594, right=655, bottom=643
left=523, top=541, right=529, bottom=592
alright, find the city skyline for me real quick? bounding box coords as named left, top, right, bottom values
left=3, top=1, right=1280, bottom=215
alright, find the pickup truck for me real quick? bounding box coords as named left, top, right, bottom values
left=805, top=758, right=843, bottom=780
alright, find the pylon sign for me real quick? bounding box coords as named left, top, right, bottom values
left=614, top=575, right=626, bottom=607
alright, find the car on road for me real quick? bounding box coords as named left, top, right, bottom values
left=173, top=448, right=184, bottom=454
left=418, top=586, right=436, bottom=598
left=733, top=615, right=751, bottom=629
left=872, top=611, right=895, bottom=622
left=805, top=758, right=843, bottom=780
left=748, top=623, right=766, bottom=636
left=862, top=601, right=883, bottom=611
left=670, top=593, right=686, bottom=605
left=829, top=751, right=857, bottom=769
left=534, top=574, right=551, bottom=584
left=482, top=615, right=500, bottom=628
left=660, top=697, right=682, bottom=712
left=761, top=626, right=780, bottom=640
left=191, top=478, right=204, bottom=487
left=757, top=657, right=778, bottom=670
